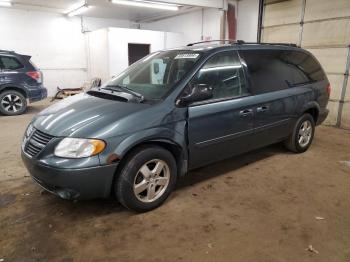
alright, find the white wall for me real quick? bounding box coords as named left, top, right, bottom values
left=0, top=8, right=131, bottom=96
left=236, top=0, right=259, bottom=42
left=141, top=8, right=223, bottom=44
left=87, top=27, right=184, bottom=81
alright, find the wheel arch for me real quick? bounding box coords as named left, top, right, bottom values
left=0, top=85, right=28, bottom=98
left=301, top=102, right=320, bottom=124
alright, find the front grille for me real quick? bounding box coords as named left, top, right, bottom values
left=24, top=129, right=54, bottom=157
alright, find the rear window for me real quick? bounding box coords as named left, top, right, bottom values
left=0, top=56, right=23, bottom=70
left=240, top=49, right=325, bottom=95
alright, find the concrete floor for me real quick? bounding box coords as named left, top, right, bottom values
left=1, top=99, right=350, bottom=262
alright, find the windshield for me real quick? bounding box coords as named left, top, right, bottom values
left=102, top=50, right=202, bottom=100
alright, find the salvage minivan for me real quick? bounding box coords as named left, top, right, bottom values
left=22, top=41, right=330, bottom=212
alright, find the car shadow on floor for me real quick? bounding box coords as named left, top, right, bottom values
left=31, top=143, right=291, bottom=216
left=177, top=143, right=291, bottom=190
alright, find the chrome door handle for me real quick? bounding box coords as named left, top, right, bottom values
left=257, top=106, right=269, bottom=112
left=239, top=109, right=253, bottom=116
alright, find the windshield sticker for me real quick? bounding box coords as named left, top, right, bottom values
left=175, top=53, right=199, bottom=59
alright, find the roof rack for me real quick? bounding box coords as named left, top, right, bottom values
left=187, top=39, right=245, bottom=46
left=0, top=49, right=14, bottom=53
left=244, top=42, right=298, bottom=47
left=186, top=40, right=298, bottom=48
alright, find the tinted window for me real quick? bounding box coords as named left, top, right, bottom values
left=189, top=51, right=247, bottom=100
left=240, top=49, right=325, bottom=95
left=0, top=56, right=23, bottom=70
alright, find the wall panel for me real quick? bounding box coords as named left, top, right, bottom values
left=304, top=0, right=350, bottom=22
left=263, top=0, right=301, bottom=27
left=262, top=25, right=299, bottom=44
left=302, top=19, right=350, bottom=47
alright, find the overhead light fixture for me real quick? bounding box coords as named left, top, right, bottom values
left=111, top=0, right=179, bottom=11
left=65, top=1, right=92, bottom=17
left=67, top=5, right=91, bottom=17
left=0, top=0, right=12, bottom=7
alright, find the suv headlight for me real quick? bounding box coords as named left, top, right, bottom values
left=54, top=138, right=106, bottom=158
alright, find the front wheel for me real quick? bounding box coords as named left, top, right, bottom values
left=115, top=146, right=177, bottom=212
left=0, top=90, right=27, bottom=116
left=284, top=113, right=315, bottom=153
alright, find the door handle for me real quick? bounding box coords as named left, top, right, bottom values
left=257, top=106, right=269, bottom=113
left=239, top=109, right=253, bottom=117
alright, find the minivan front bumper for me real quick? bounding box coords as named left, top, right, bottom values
left=21, top=152, right=118, bottom=200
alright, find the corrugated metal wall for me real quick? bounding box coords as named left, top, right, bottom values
left=261, top=0, right=350, bottom=128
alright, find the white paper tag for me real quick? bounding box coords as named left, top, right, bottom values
left=175, top=53, right=199, bottom=59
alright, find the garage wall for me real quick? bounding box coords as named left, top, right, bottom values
left=261, top=0, right=350, bottom=128
left=0, top=8, right=131, bottom=96
left=140, top=8, right=222, bottom=44
left=87, top=28, right=183, bottom=82
left=236, top=0, right=259, bottom=41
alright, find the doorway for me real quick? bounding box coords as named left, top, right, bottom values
left=128, top=43, right=150, bottom=65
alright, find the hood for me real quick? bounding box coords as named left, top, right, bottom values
left=32, top=93, right=150, bottom=138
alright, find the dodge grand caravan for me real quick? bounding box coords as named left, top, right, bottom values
left=21, top=41, right=330, bottom=212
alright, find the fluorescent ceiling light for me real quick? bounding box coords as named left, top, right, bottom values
left=111, top=0, right=179, bottom=11
left=67, top=5, right=91, bottom=17
left=65, top=1, right=92, bottom=17
left=0, top=0, right=12, bottom=7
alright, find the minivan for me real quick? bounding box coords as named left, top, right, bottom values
left=21, top=41, right=330, bottom=212
left=0, top=50, right=47, bottom=116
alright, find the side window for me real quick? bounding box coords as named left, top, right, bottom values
left=240, top=49, right=325, bottom=95
left=240, top=50, right=290, bottom=95
left=280, top=51, right=325, bottom=85
left=189, top=51, right=247, bottom=100
left=0, top=56, right=23, bottom=70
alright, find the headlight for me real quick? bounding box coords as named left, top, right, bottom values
left=54, top=138, right=106, bottom=158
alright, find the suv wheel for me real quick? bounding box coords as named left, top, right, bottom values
left=0, top=90, right=27, bottom=116
left=284, top=113, right=315, bottom=153
left=115, top=146, right=177, bottom=212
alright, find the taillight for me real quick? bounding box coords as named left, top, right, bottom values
left=26, top=71, right=42, bottom=83
left=326, top=83, right=331, bottom=97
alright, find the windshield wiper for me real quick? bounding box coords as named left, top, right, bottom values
left=105, top=85, right=144, bottom=101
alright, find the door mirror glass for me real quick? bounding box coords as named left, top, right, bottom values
left=178, top=84, right=213, bottom=106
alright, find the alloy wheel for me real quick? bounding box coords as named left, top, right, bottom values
left=298, top=120, right=312, bottom=147
left=1, top=94, right=23, bottom=113
left=133, top=159, right=170, bottom=203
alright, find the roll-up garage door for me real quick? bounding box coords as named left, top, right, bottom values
left=261, top=0, right=350, bottom=128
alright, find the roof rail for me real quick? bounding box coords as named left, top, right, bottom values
left=186, top=40, right=298, bottom=48
left=187, top=39, right=245, bottom=46
left=248, top=42, right=298, bottom=47
left=0, top=49, right=14, bottom=53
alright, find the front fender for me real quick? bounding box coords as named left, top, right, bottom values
left=99, top=121, right=187, bottom=166
left=116, top=125, right=186, bottom=156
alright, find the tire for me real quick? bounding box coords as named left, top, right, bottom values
left=284, top=113, right=315, bottom=153
left=0, top=90, right=27, bottom=116
left=115, top=145, right=177, bottom=212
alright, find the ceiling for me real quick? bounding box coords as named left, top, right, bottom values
left=7, top=0, right=220, bottom=21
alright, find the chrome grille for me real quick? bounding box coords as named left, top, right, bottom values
left=24, top=129, right=54, bottom=157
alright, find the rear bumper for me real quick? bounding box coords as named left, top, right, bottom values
left=28, top=86, right=47, bottom=103
left=317, top=109, right=329, bottom=125
left=21, top=152, right=118, bottom=200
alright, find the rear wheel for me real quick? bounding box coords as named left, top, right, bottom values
left=0, top=90, right=27, bottom=116
left=284, top=113, right=315, bottom=153
left=115, top=146, right=177, bottom=212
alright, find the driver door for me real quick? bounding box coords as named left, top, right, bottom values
left=186, top=51, right=255, bottom=169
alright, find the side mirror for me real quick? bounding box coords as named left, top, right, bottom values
left=177, top=84, right=213, bottom=106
